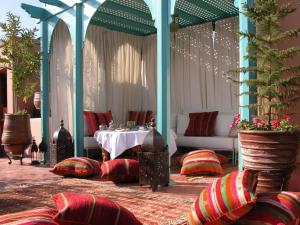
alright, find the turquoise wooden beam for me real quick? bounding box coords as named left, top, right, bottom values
left=73, top=3, right=84, bottom=157
left=39, top=0, right=68, bottom=9
left=156, top=0, right=170, bottom=144
left=21, top=3, right=51, bottom=20
left=40, top=21, right=50, bottom=162
left=235, top=0, right=256, bottom=170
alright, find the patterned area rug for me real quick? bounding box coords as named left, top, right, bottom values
left=0, top=158, right=236, bottom=224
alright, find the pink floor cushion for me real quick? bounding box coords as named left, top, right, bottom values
left=235, top=191, right=300, bottom=225
left=52, top=192, right=142, bottom=225
left=101, top=159, right=139, bottom=183
left=0, top=207, right=58, bottom=225
left=180, top=150, right=224, bottom=176
left=50, top=157, right=101, bottom=178
left=188, top=169, right=258, bottom=225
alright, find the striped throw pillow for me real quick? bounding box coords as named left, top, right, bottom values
left=52, top=192, right=142, bottom=225
left=50, top=157, right=101, bottom=178
left=235, top=191, right=300, bottom=225
left=185, top=111, right=218, bottom=136
left=181, top=150, right=223, bottom=175
left=188, top=169, right=258, bottom=225
left=0, top=207, right=58, bottom=225
left=101, top=159, right=139, bottom=183
left=83, top=111, right=99, bottom=136
left=180, top=150, right=229, bottom=166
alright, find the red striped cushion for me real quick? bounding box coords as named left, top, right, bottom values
left=50, top=157, right=101, bottom=178
left=101, top=159, right=139, bottom=183
left=181, top=150, right=223, bottom=175
left=180, top=150, right=229, bottom=165
left=188, top=170, right=258, bottom=225
left=185, top=111, right=218, bottom=136
left=0, top=207, right=58, bottom=225
left=235, top=191, right=300, bottom=225
left=52, top=192, right=142, bottom=225
left=95, top=112, right=107, bottom=126
left=83, top=111, right=98, bottom=136
left=137, top=111, right=146, bottom=125
left=104, top=110, right=113, bottom=124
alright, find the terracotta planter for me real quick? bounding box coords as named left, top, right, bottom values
left=239, top=130, right=299, bottom=193
left=33, top=92, right=41, bottom=110
left=1, top=114, right=32, bottom=155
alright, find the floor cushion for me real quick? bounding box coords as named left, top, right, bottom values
left=0, top=207, right=58, bottom=225
left=180, top=150, right=229, bottom=165
left=235, top=191, right=300, bottom=225
left=52, top=192, right=142, bottom=225
left=101, top=159, right=139, bottom=183
left=180, top=150, right=223, bottom=176
left=185, top=111, right=218, bottom=136
left=50, top=157, right=101, bottom=178
left=188, top=169, right=258, bottom=225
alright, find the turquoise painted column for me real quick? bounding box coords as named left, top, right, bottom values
left=235, top=0, right=256, bottom=170
left=73, top=3, right=84, bottom=157
left=40, top=20, right=50, bottom=162
left=156, top=0, right=170, bottom=144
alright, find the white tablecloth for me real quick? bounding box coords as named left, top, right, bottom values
left=94, top=129, right=177, bottom=159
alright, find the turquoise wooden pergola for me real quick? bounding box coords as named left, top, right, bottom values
left=22, top=0, right=256, bottom=169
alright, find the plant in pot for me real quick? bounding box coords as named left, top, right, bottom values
left=227, top=0, right=300, bottom=193
left=0, top=13, right=40, bottom=160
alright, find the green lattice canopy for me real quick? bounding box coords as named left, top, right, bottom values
left=90, top=0, right=238, bottom=36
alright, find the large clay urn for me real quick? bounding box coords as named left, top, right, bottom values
left=239, top=130, right=299, bottom=193
left=1, top=114, right=32, bottom=155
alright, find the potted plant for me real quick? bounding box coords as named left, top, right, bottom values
left=227, top=0, right=300, bottom=193
left=0, top=13, right=40, bottom=156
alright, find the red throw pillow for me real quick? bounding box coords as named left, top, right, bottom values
left=185, top=111, right=218, bottom=136
left=50, top=157, right=101, bottom=178
left=180, top=150, right=223, bottom=175
left=235, top=191, right=300, bottom=225
left=129, top=111, right=139, bottom=123
left=95, top=112, right=107, bottom=126
left=104, top=110, right=113, bottom=125
left=145, top=110, right=153, bottom=124
left=188, top=170, right=258, bottom=225
left=101, top=159, right=139, bottom=183
left=52, top=192, right=142, bottom=225
left=0, top=207, right=58, bottom=225
left=137, top=111, right=146, bottom=125
left=83, top=111, right=99, bottom=136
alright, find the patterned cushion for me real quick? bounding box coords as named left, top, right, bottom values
left=188, top=170, right=258, bottom=225
left=52, top=192, right=142, bottom=225
left=101, top=159, right=139, bottom=183
left=83, top=111, right=99, bottom=136
left=104, top=110, right=113, bottom=124
left=181, top=150, right=223, bottom=175
left=0, top=207, right=58, bottom=225
left=129, top=111, right=139, bottom=123
left=235, top=192, right=300, bottom=225
left=95, top=112, right=107, bottom=126
left=50, top=157, right=101, bottom=178
left=137, top=111, right=146, bottom=125
left=180, top=150, right=229, bottom=166
left=185, top=111, right=218, bottom=136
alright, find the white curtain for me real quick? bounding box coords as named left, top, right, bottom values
left=81, top=17, right=239, bottom=124
left=49, top=21, right=74, bottom=135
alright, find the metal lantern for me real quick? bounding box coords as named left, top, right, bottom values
left=139, top=124, right=169, bottom=191
left=38, top=139, right=48, bottom=164
left=31, top=138, right=40, bottom=165
left=50, top=120, right=73, bottom=165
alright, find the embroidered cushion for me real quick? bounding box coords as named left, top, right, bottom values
left=83, top=111, right=99, bottom=136
left=104, top=110, right=113, bottom=124
left=50, top=157, right=101, bottom=178
left=52, top=192, right=142, bottom=225
left=137, top=111, right=146, bottom=125
left=235, top=192, right=300, bottom=225
left=95, top=112, right=107, bottom=126
left=188, top=169, right=258, bottom=225
left=185, top=111, right=218, bottom=136
left=180, top=150, right=229, bottom=166
left=101, top=159, right=139, bottom=183
left=180, top=150, right=223, bottom=175
left=0, top=207, right=58, bottom=225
